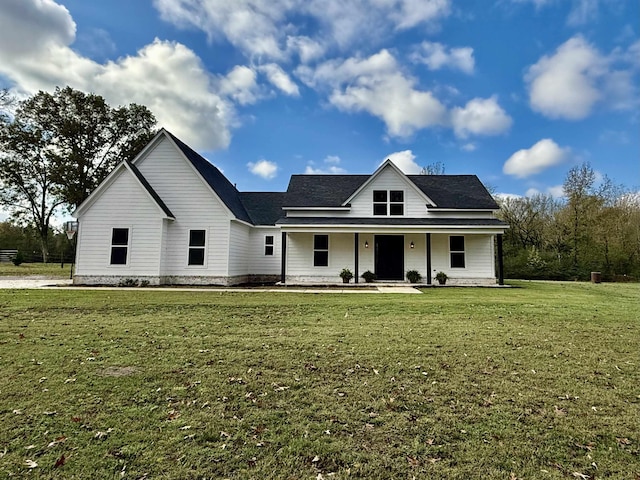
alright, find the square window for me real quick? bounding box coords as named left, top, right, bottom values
left=314, top=251, right=328, bottom=267
left=373, top=204, right=387, bottom=216
left=390, top=190, right=404, bottom=202
left=112, top=228, right=129, bottom=246
left=450, top=236, right=465, bottom=252
left=188, top=248, right=205, bottom=266
left=189, top=230, right=206, bottom=247
left=389, top=204, right=404, bottom=215
left=373, top=190, right=387, bottom=202
left=451, top=252, right=465, bottom=268
left=110, top=246, right=127, bottom=265
left=314, top=234, right=328, bottom=250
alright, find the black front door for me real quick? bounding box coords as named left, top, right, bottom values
left=375, top=235, right=404, bottom=280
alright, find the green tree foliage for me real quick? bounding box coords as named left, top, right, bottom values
left=498, top=162, right=640, bottom=281
left=0, top=86, right=157, bottom=261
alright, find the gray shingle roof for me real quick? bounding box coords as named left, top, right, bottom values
left=166, top=131, right=252, bottom=223
left=283, top=173, right=499, bottom=210
left=239, top=192, right=287, bottom=225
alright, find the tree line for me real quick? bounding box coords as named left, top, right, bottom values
left=0, top=86, right=156, bottom=262
left=497, top=163, right=640, bottom=281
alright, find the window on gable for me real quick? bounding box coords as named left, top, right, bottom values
left=265, top=235, right=274, bottom=256
left=110, top=228, right=129, bottom=265
left=188, top=229, right=206, bottom=266
left=373, top=190, right=387, bottom=215
left=373, top=190, right=404, bottom=216
left=313, top=234, right=329, bottom=267
left=450, top=235, right=465, bottom=268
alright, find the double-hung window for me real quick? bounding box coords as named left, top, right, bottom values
left=373, top=190, right=404, bottom=216
left=110, top=228, right=129, bottom=265
left=188, top=230, right=206, bottom=266
left=313, top=234, right=329, bottom=267
left=264, top=235, right=274, bottom=256
left=450, top=235, right=465, bottom=268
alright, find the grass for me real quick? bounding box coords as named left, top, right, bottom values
left=0, top=262, right=71, bottom=278
left=0, top=281, right=638, bottom=479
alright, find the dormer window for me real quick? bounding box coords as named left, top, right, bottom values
left=373, top=190, right=404, bottom=216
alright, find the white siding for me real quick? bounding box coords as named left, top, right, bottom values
left=287, top=233, right=355, bottom=281
left=135, top=137, right=232, bottom=276
left=248, top=228, right=281, bottom=275
left=76, top=169, right=163, bottom=276
left=349, top=168, right=429, bottom=217
left=430, top=234, right=495, bottom=279
left=228, top=222, right=250, bottom=276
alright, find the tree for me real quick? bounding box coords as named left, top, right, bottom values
left=0, top=122, right=64, bottom=262
left=420, top=161, right=445, bottom=175
left=0, top=86, right=157, bottom=261
left=11, top=86, right=157, bottom=210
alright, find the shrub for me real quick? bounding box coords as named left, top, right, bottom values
left=339, top=268, right=354, bottom=283
left=406, top=270, right=422, bottom=283
left=435, top=271, right=448, bottom=285
left=11, top=251, right=24, bottom=266
left=361, top=270, right=377, bottom=283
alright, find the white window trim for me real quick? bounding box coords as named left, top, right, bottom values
left=449, top=235, right=466, bottom=269
left=107, top=226, right=131, bottom=268
left=373, top=189, right=405, bottom=217
left=187, top=228, right=208, bottom=268
left=313, top=234, right=329, bottom=268
left=264, top=235, right=275, bottom=256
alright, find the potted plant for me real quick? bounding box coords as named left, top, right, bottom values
left=339, top=268, right=354, bottom=283
left=435, top=271, right=448, bottom=285
left=406, top=269, right=422, bottom=283
left=361, top=270, right=377, bottom=283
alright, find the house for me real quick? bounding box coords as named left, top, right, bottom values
left=72, top=129, right=508, bottom=286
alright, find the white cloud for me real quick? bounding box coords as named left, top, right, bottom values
left=525, top=35, right=638, bottom=120
left=566, top=0, right=599, bottom=26
left=525, top=185, right=565, bottom=198
left=503, top=139, right=570, bottom=178
left=153, top=0, right=451, bottom=60
left=248, top=159, right=278, bottom=179
left=0, top=0, right=311, bottom=151
left=461, top=142, right=477, bottom=152
left=411, top=41, right=475, bottom=74
left=298, top=49, right=447, bottom=138
left=219, top=65, right=260, bottom=105
left=305, top=155, right=346, bottom=174
left=258, top=64, right=300, bottom=96
left=450, top=96, right=513, bottom=138
left=382, top=150, right=422, bottom=174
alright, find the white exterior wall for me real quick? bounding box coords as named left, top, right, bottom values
left=248, top=228, right=282, bottom=275
left=228, top=222, right=250, bottom=277
left=135, top=137, right=233, bottom=277
left=349, top=168, right=429, bottom=217
left=430, top=234, right=495, bottom=282
left=75, top=169, right=163, bottom=278
left=286, top=233, right=355, bottom=282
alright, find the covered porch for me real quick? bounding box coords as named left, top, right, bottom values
left=277, top=220, right=506, bottom=286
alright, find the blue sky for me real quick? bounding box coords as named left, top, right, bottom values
left=0, top=0, right=638, bottom=198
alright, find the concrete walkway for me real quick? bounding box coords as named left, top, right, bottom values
left=0, top=278, right=423, bottom=294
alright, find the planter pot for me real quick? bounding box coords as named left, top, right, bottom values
left=342, top=278, right=351, bottom=283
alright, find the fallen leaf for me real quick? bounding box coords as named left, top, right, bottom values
left=48, top=436, right=67, bottom=448
left=554, top=405, right=567, bottom=416
left=312, top=455, right=320, bottom=463
left=54, top=454, right=66, bottom=468
left=24, top=459, right=38, bottom=469
left=572, top=472, right=588, bottom=479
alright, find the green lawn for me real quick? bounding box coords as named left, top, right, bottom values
left=0, top=262, right=71, bottom=278
left=0, top=282, right=638, bottom=479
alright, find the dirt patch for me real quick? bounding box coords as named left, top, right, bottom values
left=98, top=366, right=138, bottom=377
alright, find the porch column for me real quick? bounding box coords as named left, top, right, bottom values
left=280, top=232, right=287, bottom=284
left=497, top=234, right=504, bottom=286
left=426, top=233, right=432, bottom=285
left=354, top=233, right=359, bottom=284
